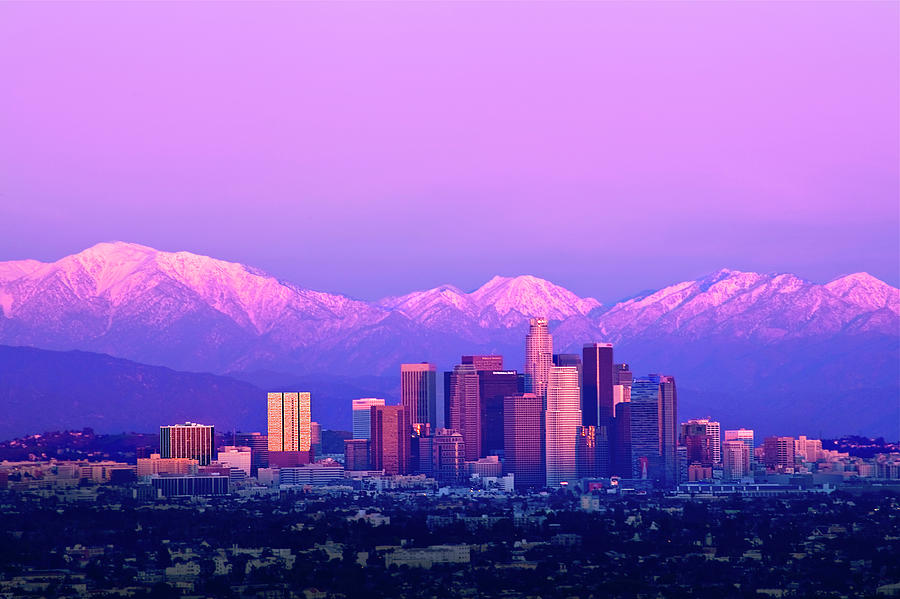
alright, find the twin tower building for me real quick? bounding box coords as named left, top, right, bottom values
left=348, top=318, right=679, bottom=489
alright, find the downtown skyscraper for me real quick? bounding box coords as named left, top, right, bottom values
left=545, top=366, right=582, bottom=488
left=160, top=422, right=215, bottom=466
left=370, top=405, right=411, bottom=475
left=400, top=363, right=437, bottom=429
left=503, top=392, right=544, bottom=489
left=267, top=392, right=311, bottom=453
left=448, top=363, right=482, bottom=461
left=525, top=317, right=553, bottom=400
left=352, top=398, right=385, bottom=440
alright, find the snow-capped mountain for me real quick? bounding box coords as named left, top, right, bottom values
left=0, top=242, right=897, bottom=437
left=0, top=242, right=897, bottom=375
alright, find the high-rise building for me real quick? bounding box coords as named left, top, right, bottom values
left=525, top=317, right=553, bottom=399
left=503, top=393, right=544, bottom=489
left=310, top=421, right=322, bottom=458
left=612, top=401, right=632, bottom=478
left=477, top=369, right=518, bottom=457
left=722, top=440, right=751, bottom=480
left=352, top=398, right=385, bottom=440
left=401, top=363, right=437, bottom=429
left=545, top=366, right=581, bottom=488
left=553, top=353, right=583, bottom=401
left=160, top=422, right=215, bottom=466
left=234, top=432, right=269, bottom=472
left=448, top=363, right=482, bottom=460
left=629, top=378, right=662, bottom=480
left=658, top=376, right=678, bottom=486
left=370, top=405, right=411, bottom=475
left=763, top=436, right=796, bottom=472
left=344, top=439, right=370, bottom=471
left=433, top=428, right=466, bottom=485
left=681, top=420, right=713, bottom=466
left=582, top=343, right=613, bottom=428
left=267, top=392, right=311, bottom=453
left=705, top=420, right=721, bottom=464
left=724, top=428, right=755, bottom=455
left=612, top=384, right=631, bottom=417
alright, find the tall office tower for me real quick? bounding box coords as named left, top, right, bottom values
left=525, top=317, right=553, bottom=399
left=234, top=432, right=269, bottom=472
left=722, top=440, right=751, bottom=480
left=681, top=420, right=713, bottom=466
left=763, top=436, right=796, bottom=472
left=545, top=366, right=582, bottom=487
left=576, top=425, right=598, bottom=478
left=582, top=343, right=613, bottom=428
left=503, top=393, right=544, bottom=489
left=629, top=377, right=662, bottom=480
left=433, top=428, right=466, bottom=484
left=442, top=371, right=452, bottom=430
left=724, top=428, right=755, bottom=455
left=160, top=422, right=215, bottom=465
left=344, top=439, right=370, bottom=471
left=310, top=422, right=322, bottom=458
left=461, top=355, right=504, bottom=371
left=612, top=401, right=632, bottom=477
left=401, top=363, right=437, bottom=429
left=705, top=420, right=721, bottom=464
left=658, top=376, right=678, bottom=486
left=370, top=405, right=411, bottom=475
left=477, top=369, right=518, bottom=457
left=352, top=398, right=385, bottom=440
left=413, top=434, right=434, bottom=477
left=267, top=392, right=312, bottom=452
left=448, top=363, right=482, bottom=460
left=553, top=353, right=583, bottom=400
left=614, top=363, right=633, bottom=386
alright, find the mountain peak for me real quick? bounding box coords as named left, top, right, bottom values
left=825, top=272, right=899, bottom=313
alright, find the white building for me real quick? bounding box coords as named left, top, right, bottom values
left=545, top=366, right=581, bottom=488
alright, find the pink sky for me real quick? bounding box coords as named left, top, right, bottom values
left=0, top=1, right=897, bottom=301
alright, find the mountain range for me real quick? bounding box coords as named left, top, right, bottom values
left=0, top=242, right=897, bottom=438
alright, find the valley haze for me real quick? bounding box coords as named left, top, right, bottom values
left=0, top=241, right=896, bottom=441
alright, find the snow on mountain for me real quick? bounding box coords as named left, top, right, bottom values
left=0, top=242, right=896, bottom=377
left=825, top=272, right=900, bottom=314
left=383, top=275, right=602, bottom=330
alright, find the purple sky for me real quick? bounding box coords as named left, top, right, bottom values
left=1, top=2, right=897, bottom=302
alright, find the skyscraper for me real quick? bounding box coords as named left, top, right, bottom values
left=722, top=440, right=751, bottom=480
left=525, top=317, right=553, bottom=400
left=681, top=420, right=713, bottom=466
left=658, top=376, right=678, bottom=486
left=629, top=377, right=662, bottom=481
left=763, top=436, right=796, bottom=472
left=448, top=363, right=482, bottom=460
left=545, top=366, right=582, bottom=487
left=352, top=398, right=385, bottom=440
left=370, top=405, right=411, bottom=475
left=705, top=420, right=721, bottom=464
left=400, top=363, right=437, bottom=429
left=344, top=439, right=370, bottom=471
left=267, top=392, right=311, bottom=453
left=582, top=343, right=613, bottom=428
left=477, top=369, right=518, bottom=457
left=433, top=428, right=466, bottom=484
left=724, top=428, right=755, bottom=455
left=503, top=393, right=544, bottom=489
left=160, top=422, right=215, bottom=466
